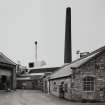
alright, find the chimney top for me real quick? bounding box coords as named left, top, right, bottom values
left=35, top=41, right=37, bottom=45
left=67, top=7, right=71, bottom=10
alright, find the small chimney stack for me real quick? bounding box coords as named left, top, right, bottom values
left=64, top=7, right=72, bottom=63
left=35, top=41, right=38, bottom=66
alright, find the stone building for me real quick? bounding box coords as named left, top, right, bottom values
left=49, top=46, right=105, bottom=102
left=16, top=76, right=34, bottom=89
left=16, top=66, right=60, bottom=90
left=0, top=52, right=16, bottom=90
left=28, top=67, right=60, bottom=91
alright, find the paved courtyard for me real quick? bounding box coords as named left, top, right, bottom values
left=0, top=90, right=104, bottom=105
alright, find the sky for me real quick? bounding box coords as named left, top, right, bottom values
left=0, top=0, right=105, bottom=67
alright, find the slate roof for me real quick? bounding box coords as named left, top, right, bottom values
left=16, top=75, right=42, bottom=81
left=0, top=52, right=16, bottom=66
left=50, top=46, right=105, bottom=79
left=28, top=67, right=60, bottom=74
left=17, top=74, right=44, bottom=80
left=16, top=77, right=31, bottom=80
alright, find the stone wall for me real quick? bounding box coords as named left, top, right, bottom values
left=49, top=51, right=105, bottom=101
left=49, top=77, right=72, bottom=98
left=12, top=67, right=16, bottom=90
left=72, top=51, right=105, bottom=101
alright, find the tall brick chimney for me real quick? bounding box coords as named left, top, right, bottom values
left=64, top=7, right=72, bottom=63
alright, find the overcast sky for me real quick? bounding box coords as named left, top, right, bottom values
left=0, top=0, right=105, bottom=67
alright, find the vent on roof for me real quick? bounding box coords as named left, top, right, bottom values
left=80, top=52, right=90, bottom=57
left=76, top=51, right=90, bottom=58
left=29, top=62, right=34, bottom=68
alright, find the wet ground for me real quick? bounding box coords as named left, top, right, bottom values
left=0, top=90, right=104, bottom=105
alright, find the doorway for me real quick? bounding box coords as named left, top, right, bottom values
left=0, top=75, right=7, bottom=90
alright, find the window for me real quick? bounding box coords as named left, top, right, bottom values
left=83, top=76, right=95, bottom=91
left=53, top=82, right=57, bottom=91
left=64, top=83, right=68, bottom=92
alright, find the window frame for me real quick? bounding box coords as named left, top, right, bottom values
left=82, top=76, right=95, bottom=92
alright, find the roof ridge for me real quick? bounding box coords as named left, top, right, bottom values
left=49, top=45, right=105, bottom=79
left=71, top=45, right=105, bottom=64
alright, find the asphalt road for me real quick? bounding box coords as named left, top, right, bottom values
left=0, top=90, right=104, bottom=105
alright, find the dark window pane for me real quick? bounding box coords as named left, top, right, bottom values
left=83, top=76, right=94, bottom=91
